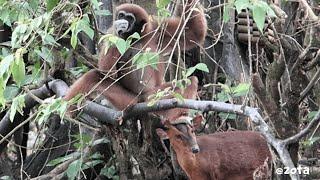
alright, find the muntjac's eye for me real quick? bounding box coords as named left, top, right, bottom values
left=175, top=134, right=183, bottom=140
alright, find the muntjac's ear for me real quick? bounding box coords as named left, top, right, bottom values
left=163, top=119, right=172, bottom=128
left=157, top=120, right=169, bottom=131
left=192, top=114, right=204, bottom=131
left=156, top=128, right=168, bottom=140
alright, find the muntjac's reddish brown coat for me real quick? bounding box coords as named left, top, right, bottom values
left=169, top=131, right=271, bottom=180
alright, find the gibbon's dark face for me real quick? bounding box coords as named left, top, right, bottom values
left=114, top=10, right=136, bottom=38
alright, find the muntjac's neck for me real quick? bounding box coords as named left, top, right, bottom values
left=170, top=141, right=194, bottom=156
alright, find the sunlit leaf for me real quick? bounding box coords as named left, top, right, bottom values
left=47, top=152, right=80, bottom=166
left=115, top=39, right=127, bottom=55
left=35, top=47, right=54, bottom=63
left=234, top=0, right=250, bottom=13
left=46, top=0, right=59, bottom=11
left=219, top=112, right=237, bottom=120
left=4, top=85, right=20, bottom=101
left=223, top=4, right=232, bottom=22
left=82, top=160, right=103, bottom=170
left=185, top=63, right=209, bottom=77
left=252, top=5, right=266, bottom=32
left=11, top=49, right=26, bottom=86
left=9, top=95, right=25, bottom=122
left=66, top=159, right=82, bottom=180
left=156, top=0, right=171, bottom=8
left=100, top=166, right=118, bottom=179
left=232, top=83, right=250, bottom=97
left=307, top=111, right=318, bottom=121
left=0, top=77, right=5, bottom=108
left=95, top=10, right=111, bottom=16
left=0, top=54, right=14, bottom=76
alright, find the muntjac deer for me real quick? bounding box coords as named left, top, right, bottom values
left=159, top=117, right=272, bottom=180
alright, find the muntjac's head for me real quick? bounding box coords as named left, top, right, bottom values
left=162, top=115, right=203, bottom=154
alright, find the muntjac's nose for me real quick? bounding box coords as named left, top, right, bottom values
left=191, top=145, right=200, bottom=154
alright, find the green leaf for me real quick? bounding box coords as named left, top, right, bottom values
left=95, top=10, right=112, bottom=16
left=185, top=67, right=196, bottom=78
left=77, top=15, right=94, bottom=40
left=71, top=32, right=78, bottom=49
left=92, top=138, right=110, bottom=146
left=128, top=32, right=140, bottom=40
left=4, top=85, right=20, bottom=101
left=73, top=133, right=92, bottom=149
left=186, top=63, right=209, bottom=77
left=9, top=95, right=25, bottom=122
left=173, top=93, right=184, bottom=102
left=46, top=0, right=59, bottom=11
left=42, top=34, right=56, bottom=45
left=0, top=176, right=12, bottom=180
left=217, top=91, right=230, bottom=102
left=70, top=21, right=78, bottom=49
left=100, top=166, right=117, bottom=179
left=232, top=83, right=250, bottom=97
left=29, top=0, right=40, bottom=11
left=35, top=47, right=54, bottom=63
left=132, top=52, right=159, bottom=70
left=252, top=5, right=266, bottom=32
left=0, top=7, right=10, bottom=25
left=0, top=77, right=6, bottom=108
left=11, top=57, right=26, bottom=86
left=219, top=112, right=237, bottom=120
left=156, top=0, right=171, bottom=8
left=70, top=15, right=95, bottom=48
left=47, top=152, right=80, bottom=166
left=302, top=137, right=320, bottom=147
left=30, top=16, right=43, bottom=30
left=115, top=39, right=127, bottom=55
left=35, top=98, right=68, bottom=125
left=82, top=160, right=103, bottom=170
left=234, top=0, right=250, bottom=13
left=307, top=111, right=318, bottom=121
left=126, top=32, right=141, bottom=47
left=0, top=54, right=14, bottom=76
left=91, top=0, right=100, bottom=9
left=223, top=4, right=232, bottom=22
left=66, top=160, right=82, bottom=180
left=194, top=63, right=209, bottom=73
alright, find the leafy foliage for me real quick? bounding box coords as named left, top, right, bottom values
left=224, top=0, right=276, bottom=32
left=216, top=83, right=251, bottom=102
left=35, top=98, right=68, bottom=125
left=100, top=32, right=140, bottom=55
left=156, top=0, right=171, bottom=18
left=148, top=63, right=209, bottom=106
left=0, top=0, right=110, bottom=121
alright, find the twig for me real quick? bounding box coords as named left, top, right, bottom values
left=0, top=113, right=36, bottom=144
left=299, top=67, right=320, bottom=103
left=297, top=0, right=319, bottom=21
left=283, top=110, right=320, bottom=144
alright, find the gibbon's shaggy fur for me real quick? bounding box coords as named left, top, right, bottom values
left=64, top=0, right=207, bottom=120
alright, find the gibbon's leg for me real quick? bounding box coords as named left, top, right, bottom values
left=95, top=79, right=139, bottom=111
left=64, top=69, right=139, bottom=111
left=64, top=70, right=102, bottom=101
